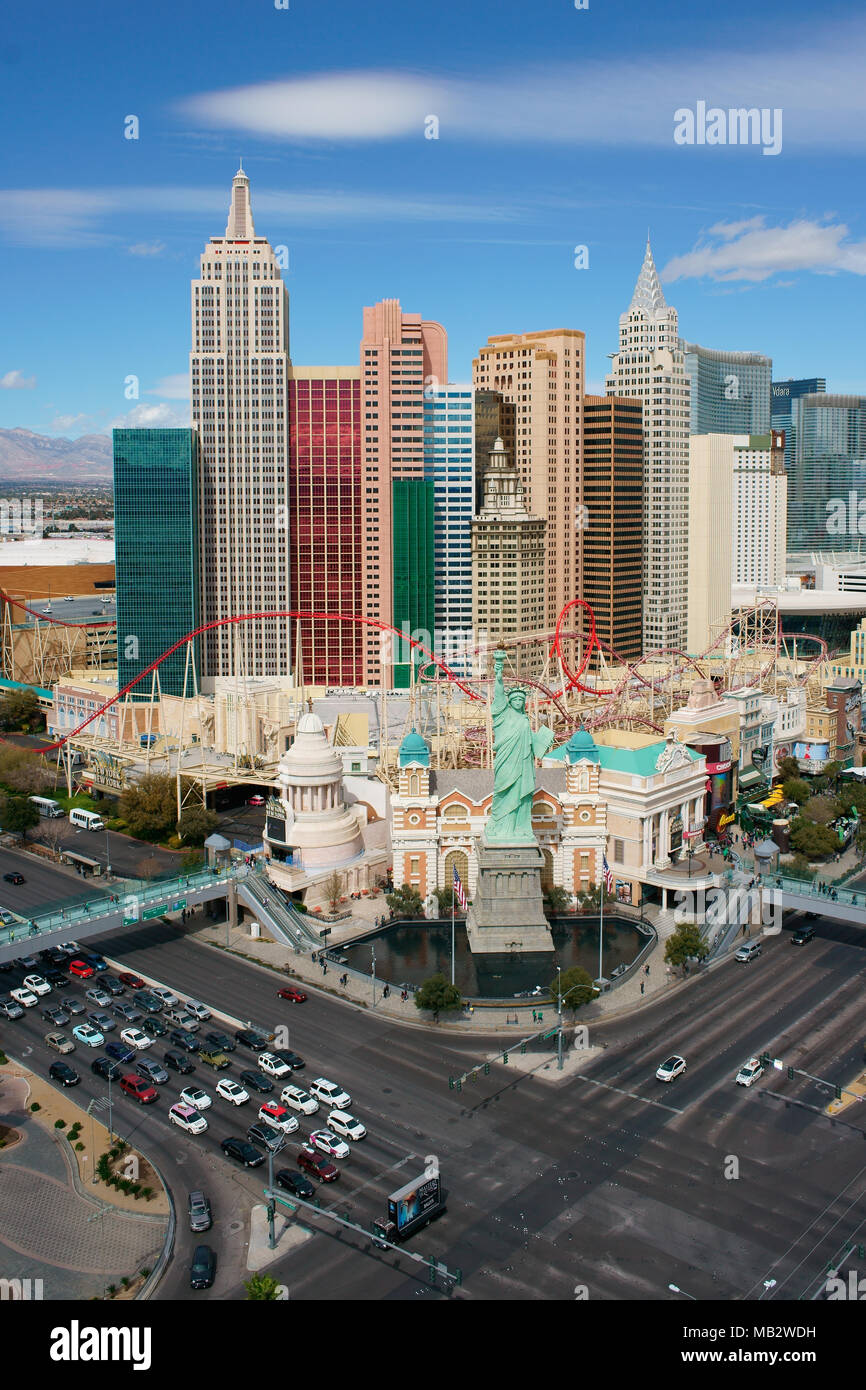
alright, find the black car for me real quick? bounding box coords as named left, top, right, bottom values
left=246, top=1122, right=286, bottom=1154
left=164, top=1049, right=195, bottom=1075
left=189, top=1244, right=216, bottom=1290
left=91, top=1055, right=125, bottom=1081
left=220, top=1137, right=265, bottom=1168
left=791, top=925, right=815, bottom=945
left=235, top=1028, right=269, bottom=1052
left=39, top=947, right=66, bottom=965
left=275, top=1168, right=315, bottom=1200
left=239, top=1069, right=273, bottom=1095
left=141, top=1017, right=168, bottom=1039
left=203, top=1030, right=236, bottom=1053
left=0, top=997, right=24, bottom=1020
left=44, top=968, right=70, bottom=989
left=0, top=960, right=14, bottom=973
left=49, top=1061, right=80, bottom=1087
left=4, top=872, right=25, bottom=885
left=135, top=991, right=164, bottom=1014
left=63, top=996, right=85, bottom=1016
left=272, top=1049, right=305, bottom=1071
left=169, top=1028, right=201, bottom=1053
left=101, top=976, right=125, bottom=997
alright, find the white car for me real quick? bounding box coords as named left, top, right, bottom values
left=151, top=987, right=178, bottom=1008
left=258, top=1052, right=291, bottom=1079
left=180, top=1086, right=212, bottom=1111
left=184, top=999, right=211, bottom=1021
left=735, top=1058, right=765, bottom=1088
left=655, top=1055, right=687, bottom=1083
left=119, top=1027, right=151, bottom=1051
left=23, top=974, right=51, bottom=996
left=10, top=986, right=38, bottom=1008
left=168, top=1103, right=208, bottom=1135
left=309, top=1077, right=351, bottom=1109
left=306, top=1129, right=350, bottom=1159
left=327, top=1111, right=366, bottom=1141
left=257, top=1103, right=299, bottom=1134
left=280, top=1084, right=319, bottom=1115
left=216, top=1078, right=249, bottom=1106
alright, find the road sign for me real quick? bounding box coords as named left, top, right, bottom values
left=142, top=904, right=167, bottom=920
left=122, top=915, right=138, bottom=926
left=172, top=899, right=187, bottom=911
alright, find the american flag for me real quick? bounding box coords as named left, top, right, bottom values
left=453, top=863, right=468, bottom=911
left=602, top=854, right=614, bottom=893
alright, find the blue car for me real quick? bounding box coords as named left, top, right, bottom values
left=80, top=952, right=109, bottom=972
left=105, top=1040, right=135, bottom=1064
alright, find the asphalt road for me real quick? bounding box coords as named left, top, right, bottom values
left=4, top=905, right=866, bottom=1302
left=0, top=843, right=108, bottom=917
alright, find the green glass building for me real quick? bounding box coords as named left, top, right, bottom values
left=113, top=429, right=201, bottom=698
left=391, top=478, right=435, bottom=688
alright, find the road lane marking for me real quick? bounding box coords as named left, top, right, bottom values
left=567, top=1072, right=683, bottom=1114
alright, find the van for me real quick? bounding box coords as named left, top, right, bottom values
left=28, top=796, right=64, bottom=818
left=734, top=941, right=762, bottom=962
left=69, top=808, right=105, bottom=832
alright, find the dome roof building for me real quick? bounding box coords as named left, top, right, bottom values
left=265, top=714, right=364, bottom=873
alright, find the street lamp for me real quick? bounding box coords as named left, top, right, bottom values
left=105, top=827, right=111, bottom=878
left=668, top=1282, right=696, bottom=1300
left=266, top=1136, right=287, bottom=1247
left=371, top=944, right=376, bottom=1006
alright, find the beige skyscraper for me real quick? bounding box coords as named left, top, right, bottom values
left=688, top=434, right=735, bottom=653
left=472, top=437, right=546, bottom=677
left=190, top=166, right=291, bottom=681
left=472, top=329, right=585, bottom=634
left=606, top=241, right=690, bottom=655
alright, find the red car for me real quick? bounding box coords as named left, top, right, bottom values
left=277, top=986, right=307, bottom=1004
left=297, top=1149, right=339, bottom=1183
left=118, top=972, right=146, bottom=989
left=248, top=795, right=265, bottom=806
left=68, top=960, right=95, bottom=980
left=119, top=1074, right=158, bottom=1104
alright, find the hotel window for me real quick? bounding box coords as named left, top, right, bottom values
left=614, top=839, right=624, bottom=863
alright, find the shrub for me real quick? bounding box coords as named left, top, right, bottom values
left=142, top=1186, right=153, bottom=1200
left=30, top=1102, right=41, bottom=1112
left=54, top=1118, right=66, bottom=1129
left=75, top=1142, right=85, bottom=1152
left=140, top=1267, right=151, bottom=1279
left=0, top=1050, right=7, bottom=1065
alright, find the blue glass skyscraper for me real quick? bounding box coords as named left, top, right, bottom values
left=681, top=342, right=772, bottom=434
left=424, top=386, right=475, bottom=676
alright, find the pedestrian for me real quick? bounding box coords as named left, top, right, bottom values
left=383, top=984, right=390, bottom=999
left=640, top=982, right=645, bottom=996
left=645, top=964, right=650, bottom=977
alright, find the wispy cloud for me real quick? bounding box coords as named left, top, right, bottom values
left=1, top=369, right=36, bottom=389
left=50, top=412, right=89, bottom=431
left=109, top=402, right=190, bottom=429
left=178, top=23, right=866, bottom=149
left=663, top=218, right=866, bottom=283
left=127, top=240, right=166, bottom=257
left=147, top=373, right=190, bottom=401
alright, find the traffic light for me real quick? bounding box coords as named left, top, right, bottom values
left=760, top=1052, right=770, bottom=1067
left=448, top=1076, right=454, bottom=1089
left=858, top=1244, right=865, bottom=1261
left=502, top=1051, right=508, bottom=1064
left=835, top=1085, right=843, bottom=1100
left=520, top=1041, right=527, bottom=1055
left=483, top=1062, right=490, bottom=1076
left=787, top=1066, right=795, bottom=1080
left=456, top=1078, right=462, bottom=1092
left=454, top=1268, right=463, bottom=1287
left=267, top=1199, right=275, bottom=1224
left=470, top=1069, right=478, bottom=1083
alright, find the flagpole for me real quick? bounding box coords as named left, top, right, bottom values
left=598, top=860, right=605, bottom=982
left=451, top=890, right=455, bottom=986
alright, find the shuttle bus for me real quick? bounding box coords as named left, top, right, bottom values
left=28, top=796, right=64, bottom=818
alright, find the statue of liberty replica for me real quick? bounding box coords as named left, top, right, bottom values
left=466, top=650, right=556, bottom=953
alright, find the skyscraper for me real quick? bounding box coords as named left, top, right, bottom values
left=687, top=434, right=736, bottom=653
left=425, top=385, right=475, bottom=675
left=770, top=376, right=826, bottom=470
left=681, top=342, right=772, bottom=435
left=288, top=367, right=363, bottom=686
left=606, top=241, right=690, bottom=654
left=582, top=397, right=644, bottom=661
left=360, top=299, right=447, bottom=687
left=473, top=328, right=585, bottom=633
left=731, top=432, right=787, bottom=589
left=113, top=428, right=200, bottom=697
left=190, top=166, right=291, bottom=683
left=473, top=389, right=516, bottom=512
left=472, top=437, right=546, bottom=677
left=786, top=395, right=866, bottom=556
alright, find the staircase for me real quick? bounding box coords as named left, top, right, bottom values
left=237, top=873, right=322, bottom=952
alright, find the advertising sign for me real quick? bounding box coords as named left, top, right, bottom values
left=388, top=1174, right=441, bottom=1233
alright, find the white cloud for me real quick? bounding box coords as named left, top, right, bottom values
left=127, top=240, right=166, bottom=256
left=50, top=413, right=89, bottom=431
left=663, top=218, right=866, bottom=283
left=109, top=402, right=190, bottom=429
left=147, top=373, right=190, bottom=401
left=178, top=22, right=866, bottom=148
left=1, top=369, right=36, bottom=390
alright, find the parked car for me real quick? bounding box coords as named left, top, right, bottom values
left=49, top=1060, right=80, bottom=1087
left=68, top=960, right=95, bottom=980
left=220, top=1137, right=264, bottom=1168
left=235, top=1028, right=269, bottom=1051
left=189, top=1244, right=216, bottom=1290
left=0, top=997, right=24, bottom=1020
left=119, top=1074, right=158, bottom=1104
left=188, top=1190, right=212, bottom=1233
left=118, top=972, right=146, bottom=989
left=79, top=952, right=108, bottom=972
left=134, top=991, right=164, bottom=1014
left=184, top=999, right=211, bottom=1021
left=45, top=1031, right=75, bottom=1054
left=277, top=986, right=307, bottom=1004
left=10, top=986, right=38, bottom=1008
left=100, top=976, right=125, bottom=997
left=44, top=969, right=70, bottom=989
left=23, top=974, right=51, bottom=996
left=170, top=1102, right=207, bottom=1134
left=296, top=1148, right=339, bottom=1183
left=164, top=1049, right=195, bottom=1075
left=152, top=987, right=179, bottom=1009
left=166, top=1006, right=199, bottom=1031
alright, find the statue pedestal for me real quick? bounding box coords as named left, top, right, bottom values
left=465, top=834, right=554, bottom=954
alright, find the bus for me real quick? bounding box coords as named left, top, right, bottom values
left=28, top=796, right=64, bottom=818
left=69, top=808, right=105, bottom=831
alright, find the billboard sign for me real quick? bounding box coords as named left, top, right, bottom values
left=387, top=1173, right=441, bottom=1233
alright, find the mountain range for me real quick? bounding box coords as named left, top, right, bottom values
left=0, top=428, right=112, bottom=481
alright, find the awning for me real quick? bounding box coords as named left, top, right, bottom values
left=738, top=767, right=766, bottom=789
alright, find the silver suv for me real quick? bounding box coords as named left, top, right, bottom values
left=136, top=1057, right=169, bottom=1085
left=188, top=1190, right=212, bottom=1233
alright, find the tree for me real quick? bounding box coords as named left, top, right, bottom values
left=781, top=778, right=810, bottom=807
left=3, top=796, right=40, bottom=842
left=434, top=886, right=455, bottom=913
left=386, top=883, right=425, bottom=918
left=244, top=1273, right=283, bottom=1301
left=777, top=756, right=801, bottom=781
left=119, top=774, right=177, bottom=841
left=789, top=818, right=836, bottom=859
left=322, top=869, right=345, bottom=914
left=176, top=804, right=219, bottom=846
left=414, top=973, right=462, bottom=1022
left=136, top=854, right=164, bottom=881
left=787, top=853, right=815, bottom=881
left=803, top=795, right=837, bottom=826
left=0, top=689, right=42, bottom=733
left=664, top=922, right=709, bottom=971
left=0, top=744, right=52, bottom=795
left=549, top=965, right=595, bottom=1012
left=543, top=884, right=572, bottom=914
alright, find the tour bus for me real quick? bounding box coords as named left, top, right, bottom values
left=68, top=808, right=105, bottom=832
left=28, top=796, right=64, bottom=818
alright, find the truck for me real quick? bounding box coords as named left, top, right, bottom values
left=372, top=1171, right=446, bottom=1246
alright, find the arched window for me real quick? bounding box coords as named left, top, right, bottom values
left=444, top=849, right=469, bottom=897
left=408, top=772, right=420, bottom=797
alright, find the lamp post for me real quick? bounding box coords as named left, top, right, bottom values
left=371, top=944, right=376, bottom=1007
left=105, top=827, right=111, bottom=879
left=668, top=1282, right=696, bottom=1300
left=266, top=1136, right=287, bottom=1247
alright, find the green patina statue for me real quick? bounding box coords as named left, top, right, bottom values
left=486, top=649, right=555, bottom=843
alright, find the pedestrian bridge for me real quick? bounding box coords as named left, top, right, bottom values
left=769, top=875, right=866, bottom=927
left=0, top=863, right=321, bottom=964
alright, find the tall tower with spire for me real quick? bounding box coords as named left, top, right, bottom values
left=190, top=166, right=292, bottom=680
left=606, top=240, right=690, bottom=654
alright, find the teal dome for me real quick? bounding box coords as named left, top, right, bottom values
left=565, top=724, right=599, bottom=764
left=399, top=728, right=430, bottom=768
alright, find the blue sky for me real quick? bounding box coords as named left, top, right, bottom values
left=2, top=0, right=865, bottom=436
